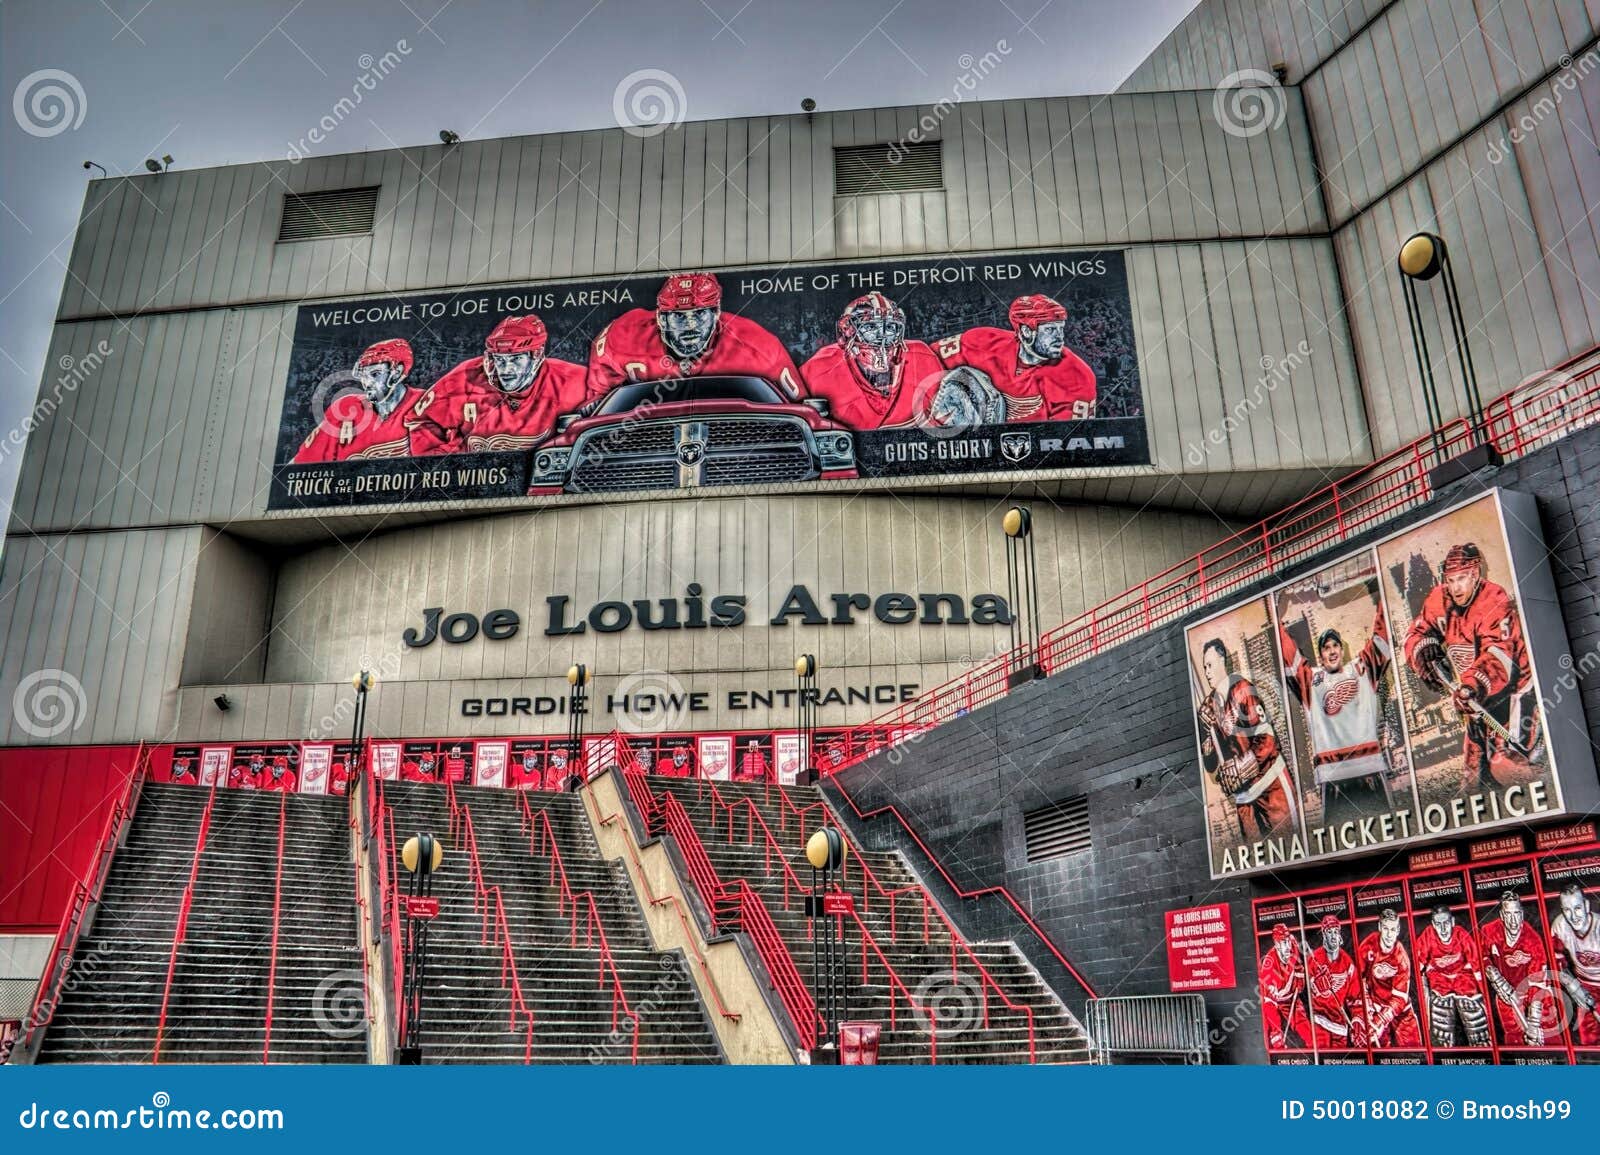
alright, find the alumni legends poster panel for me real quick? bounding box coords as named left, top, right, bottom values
left=1252, top=826, right=1600, bottom=1065
left=1185, top=489, right=1597, bottom=880
left=267, top=248, right=1146, bottom=509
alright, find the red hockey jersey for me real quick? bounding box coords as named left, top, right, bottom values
left=800, top=340, right=944, bottom=430
left=1308, top=946, right=1363, bottom=1022
left=420, top=357, right=593, bottom=453
left=1357, top=932, right=1415, bottom=1013
left=1259, top=945, right=1304, bottom=1005
left=1403, top=581, right=1529, bottom=700
left=1415, top=924, right=1484, bottom=996
left=292, top=388, right=437, bottom=462
left=933, top=327, right=1097, bottom=420
left=586, top=309, right=805, bottom=397
left=1479, top=917, right=1551, bottom=992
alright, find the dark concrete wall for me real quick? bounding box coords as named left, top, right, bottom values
left=831, top=424, right=1600, bottom=1064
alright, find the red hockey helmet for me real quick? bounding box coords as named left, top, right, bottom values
left=1440, top=542, right=1483, bottom=577
left=1008, top=294, right=1067, bottom=329
left=1271, top=923, right=1292, bottom=944
left=657, top=272, right=722, bottom=311
left=484, top=314, right=548, bottom=355
left=1319, top=914, right=1342, bottom=935
left=357, top=338, right=414, bottom=376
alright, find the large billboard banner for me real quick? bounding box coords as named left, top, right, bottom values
left=1187, top=489, right=1597, bottom=879
left=267, top=248, right=1146, bottom=509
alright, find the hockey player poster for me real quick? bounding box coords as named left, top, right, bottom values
left=1187, top=489, right=1596, bottom=880
left=1185, top=594, right=1310, bottom=876
left=1253, top=826, right=1600, bottom=1065
left=266, top=248, right=1147, bottom=510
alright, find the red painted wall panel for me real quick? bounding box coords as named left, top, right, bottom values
left=0, top=745, right=138, bottom=932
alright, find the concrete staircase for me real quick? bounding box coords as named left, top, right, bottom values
left=38, top=783, right=367, bottom=1063
left=653, top=777, right=1092, bottom=1064
left=382, top=781, right=722, bottom=1063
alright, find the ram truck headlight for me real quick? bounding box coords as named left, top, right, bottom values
left=815, top=431, right=855, bottom=471
left=533, top=446, right=572, bottom=484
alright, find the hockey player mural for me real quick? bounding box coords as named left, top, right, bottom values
left=1188, top=490, right=1587, bottom=879
left=270, top=248, right=1147, bottom=509
left=1186, top=595, right=1307, bottom=872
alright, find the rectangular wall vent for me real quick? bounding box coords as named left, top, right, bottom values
left=277, top=186, right=380, bottom=242
left=834, top=142, right=942, bottom=196
left=1024, top=795, right=1091, bottom=863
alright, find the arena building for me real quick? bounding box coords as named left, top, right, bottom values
left=3, top=0, right=1599, bottom=1065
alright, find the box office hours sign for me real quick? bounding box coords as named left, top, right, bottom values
left=1166, top=903, right=1237, bottom=992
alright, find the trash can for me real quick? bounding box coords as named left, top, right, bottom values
left=839, top=1022, right=882, bottom=1065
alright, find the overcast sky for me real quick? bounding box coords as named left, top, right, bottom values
left=0, top=0, right=1198, bottom=526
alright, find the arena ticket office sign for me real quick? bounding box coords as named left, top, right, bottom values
left=267, top=248, right=1147, bottom=509
left=1252, top=825, right=1600, bottom=1065
left=1185, top=489, right=1598, bottom=880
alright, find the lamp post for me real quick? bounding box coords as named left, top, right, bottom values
left=349, top=669, right=375, bottom=785
left=795, top=654, right=818, bottom=786
left=565, top=664, right=590, bottom=792
left=1397, top=231, right=1500, bottom=486
left=397, top=832, right=443, bottom=1065
left=1002, top=506, right=1044, bottom=687
left=805, top=826, right=849, bottom=1063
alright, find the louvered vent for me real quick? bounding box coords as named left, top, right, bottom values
left=277, top=186, right=380, bottom=242
left=1024, top=796, right=1091, bottom=863
left=834, top=142, right=942, bottom=196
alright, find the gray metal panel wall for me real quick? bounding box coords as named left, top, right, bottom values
left=51, top=92, right=1321, bottom=326
left=0, top=528, right=199, bottom=745
left=1304, top=0, right=1599, bottom=226
left=1119, top=0, right=1397, bottom=90
left=1334, top=62, right=1600, bottom=454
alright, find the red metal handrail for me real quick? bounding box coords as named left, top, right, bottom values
left=828, top=347, right=1600, bottom=767
left=153, top=777, right=219, bottom=1063
left=594, top=806, right=741, bottom=1024
left=826, top=775, right=1100, bottom=1002
left=454, top=803, right=535, bottom=1063
left=515, top=791, right=641, bottom=1062
left=707, top=780, right=1037, bottom=1062
left=261, top=787, right=288, bottom=1062
left=22, top=743, right=151, bottom=1056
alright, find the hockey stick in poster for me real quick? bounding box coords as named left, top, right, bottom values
left=1425, top=660, right=1533, bottom=758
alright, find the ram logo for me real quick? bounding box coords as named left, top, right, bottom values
left=999, top=432, right=1033, bottom=463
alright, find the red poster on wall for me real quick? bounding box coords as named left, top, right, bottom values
left=1165, top=903, right=1236, bottom=992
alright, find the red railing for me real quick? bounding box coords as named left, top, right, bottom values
left=367, top=772, right=407, bottom=1048
left=261, top=787, right=288, bottom=1062
left=592, top=805, right=741, bottom=1025
left=828, top=348, right=1600, bottom=768
left=706, top=779, right=1038, bottom=1062
left=21, top=743, right=151, bottom=1058
left=827, top=775, right=1099, bottom=1002
left=633, top=761, right=821, bottom=1051
left=153, top=777, right=219, bottom=1063
left=454, top=803, right=536, bottom=1063
left=516, top=792, right=641, bottom=1062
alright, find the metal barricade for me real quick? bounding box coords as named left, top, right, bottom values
left=1086, top=994, right=1210, bottom=1064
